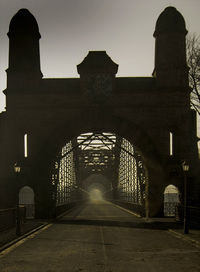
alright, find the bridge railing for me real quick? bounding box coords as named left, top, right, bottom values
left=0, top=206, right=26, bottom=232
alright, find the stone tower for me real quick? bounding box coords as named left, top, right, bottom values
left=6, top=9, right=42, bottom=92
left=153, top=7, right=189, bottom=88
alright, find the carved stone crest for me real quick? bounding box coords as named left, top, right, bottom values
left=84, top=73, right=112, bottom=103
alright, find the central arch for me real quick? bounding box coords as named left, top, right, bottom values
left=29, top=111, right=166, bottom=218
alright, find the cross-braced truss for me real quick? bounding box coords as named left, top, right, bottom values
left=77, top=133, right=115, bottom=173
left=51, top=132, right=147, bottom=207
left=118, top=138, right=146, bottom=205
left=52, top=141, right=77, bottom=205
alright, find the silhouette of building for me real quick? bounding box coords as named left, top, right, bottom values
left=0, top=7, right=199, bottom=218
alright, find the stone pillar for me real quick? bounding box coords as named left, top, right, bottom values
left=145, top=159, right=165, bottom=217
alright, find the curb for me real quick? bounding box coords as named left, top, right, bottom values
left=0, top=222, right=49, bottom=253
left=168, top=229, right=200, bottom=248
left=111, top=202, right=141, bottom=218
left=55, top=206, right=78, bottom=220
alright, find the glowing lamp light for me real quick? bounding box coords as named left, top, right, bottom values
left=14, top=162, right=21, bottom=173
left=182, top=161, right=189, bottom=172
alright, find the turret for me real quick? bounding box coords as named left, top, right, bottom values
left=6, top=9, right=42, bottom=90
left=77, top=51, right=118, bottom=103
left=153, top=7, right=188, bottom=88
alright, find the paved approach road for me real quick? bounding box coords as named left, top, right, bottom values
left=0, top=200, right=199, bottom=272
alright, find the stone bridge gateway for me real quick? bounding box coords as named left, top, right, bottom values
left=0, top=6, right=199, bottom=218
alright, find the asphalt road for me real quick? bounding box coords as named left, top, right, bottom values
left=0, top=200, right=199, bottom=272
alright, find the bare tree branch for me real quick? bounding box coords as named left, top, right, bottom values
left=187, top=33, right=200, bottom=115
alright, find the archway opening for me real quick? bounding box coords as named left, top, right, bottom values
left=19, top=186, right=35, bottom=219
left=49, top=131, right=148, bottom=216
left=163, top=185, right=180, bottom=217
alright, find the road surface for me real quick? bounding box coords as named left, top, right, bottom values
left=0, top=200, right=199, bottom=272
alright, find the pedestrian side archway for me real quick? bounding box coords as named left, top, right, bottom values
left=163, top=185, right=180, bottom=217
left=19, top=186, right=35, bottom=219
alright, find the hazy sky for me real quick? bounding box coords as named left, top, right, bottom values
left=0, top=0, right=200, bottom=120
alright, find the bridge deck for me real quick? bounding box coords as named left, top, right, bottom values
left=0, top=200, right=200, bottom=272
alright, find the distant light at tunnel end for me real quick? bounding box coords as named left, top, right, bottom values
left=89, top=189, right=103, bottom=201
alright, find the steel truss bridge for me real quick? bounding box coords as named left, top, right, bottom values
left=51, top=133, right=147, bottom=215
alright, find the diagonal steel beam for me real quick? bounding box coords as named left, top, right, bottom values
left=99, top=133, right=139, bottom=159
left=59, top=133, right=94, bottom=159
left=82, top=137, right=95, bottom=150
left=95, top=134, right=113, bottom=150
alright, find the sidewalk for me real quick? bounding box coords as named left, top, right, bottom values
left=0, top=219, right=47, bottom=249
left=145, top=217, right=200, bottom=246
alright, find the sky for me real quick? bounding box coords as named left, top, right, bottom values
left=0, top=0, right=200, bottom=139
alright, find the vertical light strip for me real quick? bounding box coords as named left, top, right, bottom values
left=170, top=132, right=173, bottom=156
left=24, top=134, right=28, bottom=157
